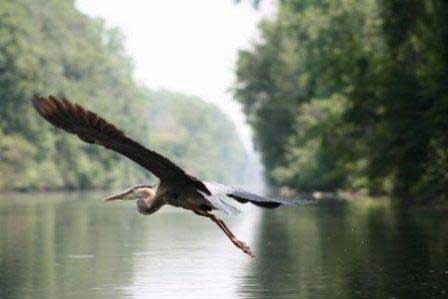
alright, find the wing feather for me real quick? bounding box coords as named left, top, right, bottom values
left=200, top=182, right=314, bottom=214
left=32, top=95, right=210, bottom=194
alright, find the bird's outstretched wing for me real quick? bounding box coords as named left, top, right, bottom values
left=199, top=182, right=314, bottom=215
left=32, top=95, right=210, bottom=194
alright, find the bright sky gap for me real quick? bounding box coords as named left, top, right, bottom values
left=76, top=0, right=277, bottom=152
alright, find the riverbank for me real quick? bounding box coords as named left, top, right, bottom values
left=277, top=186, right=448, bottom=211
left=2, top=189, right=447, bottom=212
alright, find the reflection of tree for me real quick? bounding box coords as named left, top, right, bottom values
left=357, top=207, right=448, bottom=298
left=242, top=199, right=448, bottom=299
left=0, top=193, right=142, bottom=298
left=240, top=209, right=301, bottom=298
left=2, top=195, right=448, bottom=298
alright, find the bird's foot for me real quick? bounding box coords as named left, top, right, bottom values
left=232, top=238, right=255, bottom=257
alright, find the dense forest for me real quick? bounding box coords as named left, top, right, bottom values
left=236, top=0, right=448, bottom=203
left=0, top=0, right=247, bottom=191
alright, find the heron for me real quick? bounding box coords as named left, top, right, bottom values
left=32, top=95, right=311, bottom=257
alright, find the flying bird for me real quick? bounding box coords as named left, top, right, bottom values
left=32, top=95, right=311, bottom=257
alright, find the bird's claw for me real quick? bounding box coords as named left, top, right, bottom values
left=232, top=238, right=255, bottom=257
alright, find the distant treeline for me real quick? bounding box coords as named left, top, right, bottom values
left=236, top=0, right=448, bottom=202
left=0, top=0, right=247, bottom=191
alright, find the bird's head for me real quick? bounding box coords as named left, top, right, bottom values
left=103, top=185, right=156, bottom=202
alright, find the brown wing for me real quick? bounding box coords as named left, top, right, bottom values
left=32, top=95, right=210, bottom=195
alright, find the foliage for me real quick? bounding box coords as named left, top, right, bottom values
left=272, top=95, right=365, bottom=191
left=0, top=0, right=247, bottom=190
left=145, top=90, right=247, bottom=184
left=236, top=0, right=448, bottom=202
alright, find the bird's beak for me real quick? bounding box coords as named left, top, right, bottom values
left=103, top=189, right=133, bottom=202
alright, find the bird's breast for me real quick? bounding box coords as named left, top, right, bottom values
left=165, top=194, right=183, bottom=207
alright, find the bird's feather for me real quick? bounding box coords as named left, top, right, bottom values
left=32, top=95, right=210, bottom=195
left=199, top=182, right=314, bottom=215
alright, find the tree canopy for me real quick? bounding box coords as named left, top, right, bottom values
left=236, top=0, right=448, bottom=202
left=0, top=0, right=247, bottom=191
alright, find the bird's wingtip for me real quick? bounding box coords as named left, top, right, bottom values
left=32, top=93, right=41, bottom=103
left=31, top=94, right=45, bottom=113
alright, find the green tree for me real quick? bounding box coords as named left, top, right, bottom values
left=236, top=0, right=448, bottom=202
left=0, top=0, right=248, bottom=190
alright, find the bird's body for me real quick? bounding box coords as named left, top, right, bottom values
left=33, top=95, right=311, bottom=257
left=135, top=181, right=208, bottom=214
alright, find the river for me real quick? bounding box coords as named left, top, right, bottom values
left=0, top=193, right=447, bottom=298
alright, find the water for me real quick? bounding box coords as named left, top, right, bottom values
left=0, top=193, right=447, bottom=299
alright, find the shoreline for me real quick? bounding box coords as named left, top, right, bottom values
left=1, top=190, right=447, bottom=211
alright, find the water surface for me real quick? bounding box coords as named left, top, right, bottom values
left=0, top=193, right=447, bottom=298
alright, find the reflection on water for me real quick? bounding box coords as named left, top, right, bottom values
left=0, top=193, right=447, bottom=298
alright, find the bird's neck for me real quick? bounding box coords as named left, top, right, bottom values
left=137, top=195, right=164, bottom=215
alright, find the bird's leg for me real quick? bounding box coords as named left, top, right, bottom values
left=204, top=212, right=254, bottom=258
left=190, top=206, right=254, bottom=257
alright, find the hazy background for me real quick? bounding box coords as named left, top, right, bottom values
left=77, top=0, right=277, bottom=151
left=2, top=0, right=446, bottom=203
left=0, top=0, right=274, bottom=191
